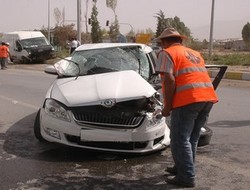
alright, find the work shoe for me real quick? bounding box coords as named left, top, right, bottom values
left=166, top=176, right=195, bottom=188
left=165, top=166, right=177, bottom=175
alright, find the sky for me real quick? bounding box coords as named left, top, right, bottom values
left=1, top=0, right=250, bottom=40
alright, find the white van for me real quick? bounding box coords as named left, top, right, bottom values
left=1, top=31, right=55, bottom=63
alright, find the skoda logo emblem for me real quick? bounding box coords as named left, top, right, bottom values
left=101, top=99, right=116, bottom=108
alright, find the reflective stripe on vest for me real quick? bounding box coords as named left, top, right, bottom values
left=176, top=82, right=214, bottom=92
left=174, top=66, right=207, bottom=77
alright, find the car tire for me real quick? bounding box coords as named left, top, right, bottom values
left=198, top=126, right=213, bottom=147
left=34, top=109, right=46, bottom=141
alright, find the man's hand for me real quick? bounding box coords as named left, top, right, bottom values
left=161, top=106, right=171, bottom=117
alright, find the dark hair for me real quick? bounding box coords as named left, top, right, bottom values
left=162, top=36, right=183, bottom=44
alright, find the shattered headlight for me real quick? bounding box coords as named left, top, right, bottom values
left=146, top=92, right=163, bottom=125
left=44, top=99, right=71, bottom=122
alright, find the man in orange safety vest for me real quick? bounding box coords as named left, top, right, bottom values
left=0, top=42, right=10, bottom=70
left=155, top=28, right=218, bottom=188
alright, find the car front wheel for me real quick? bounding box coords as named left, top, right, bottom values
left=34, top=109, right=46, bottom=141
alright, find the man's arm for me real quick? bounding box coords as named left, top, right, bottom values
left=161, top=72, right=175, bottom=117
left=7, top=48, right=11, bottom=58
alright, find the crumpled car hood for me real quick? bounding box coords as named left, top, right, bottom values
left=50, top=70, right=156, bottom=106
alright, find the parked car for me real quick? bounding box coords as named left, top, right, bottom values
left=34, top=43, right=170, bottom=154
left=34, top=43, right=227, bottom=154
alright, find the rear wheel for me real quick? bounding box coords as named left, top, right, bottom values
left=34, top=109, right=46, bottom=141
left=198, top=126, right=213, bottom=147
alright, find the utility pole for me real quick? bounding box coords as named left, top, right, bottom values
left=77, top=0, right=81, bottom=43
left=48, top=0, right=51, bottom=43
left=209, top=0, right=215, bottom=59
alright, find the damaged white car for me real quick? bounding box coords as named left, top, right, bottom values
left=34, top=43, right=170, bottom=154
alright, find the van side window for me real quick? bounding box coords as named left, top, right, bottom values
left=16, top=41, right=22, bottom=51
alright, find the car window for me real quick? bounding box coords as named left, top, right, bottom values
left=148, top=51, right=158, bottom=70
left=71, top=46, right=151, bottom=80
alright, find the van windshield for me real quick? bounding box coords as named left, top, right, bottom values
left=20, top=37, right=50, bottom=48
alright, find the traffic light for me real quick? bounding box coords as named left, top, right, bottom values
left=106, top=20, right=109, bottom=26
left=88, top=18, right=91, bottom=25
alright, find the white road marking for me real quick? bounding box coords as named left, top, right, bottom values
left=0, top=95, right=39, bottom=110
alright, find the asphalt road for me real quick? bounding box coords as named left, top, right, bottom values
left=0, top=68, right=250, bottom=190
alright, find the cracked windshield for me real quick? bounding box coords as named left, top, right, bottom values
left=70, top=46, right=150, bottom=79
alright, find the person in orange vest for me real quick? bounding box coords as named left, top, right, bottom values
left=0, top=42, right=10, bottom=70
left=155, top=28, right=218, bottom=188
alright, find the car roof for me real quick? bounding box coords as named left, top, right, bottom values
left=76, top=43, right=153, bottom=54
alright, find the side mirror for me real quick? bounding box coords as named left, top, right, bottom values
left=45, top=65, right=57, bottom=75
left=54, top=58, right=79, bottom=77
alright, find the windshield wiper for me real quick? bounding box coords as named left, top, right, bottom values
left=87, top=66, right=117, bottom=75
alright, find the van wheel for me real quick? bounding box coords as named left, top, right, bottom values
left=198, top=126, right=213, bottom=147
left=34, top=109, right=46, bottom=141
left=21, top=57, right=27, bottom=64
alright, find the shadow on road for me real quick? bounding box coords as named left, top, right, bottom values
left=208, top=120, right=250, bottom=128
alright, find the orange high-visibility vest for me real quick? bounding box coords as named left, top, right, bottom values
left=0, top=45, right=8, bottom=58
left=165, top=44, right=218, bottom=108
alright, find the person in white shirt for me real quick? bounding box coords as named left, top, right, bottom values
left=70, top=38, right=78, bottom=54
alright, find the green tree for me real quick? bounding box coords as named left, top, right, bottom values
left=242, top=22, right=250, bottom=50
left=90, top=0, right=102, bottom=43
left=106, top=0, right=120, bottom=42
left=155, top=10, right=191, bottom=39
left=171, top=16, right=191, bottom=38
left=155, top=10, right=168, bottom=37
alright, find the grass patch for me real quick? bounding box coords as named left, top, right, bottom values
left=202, top=52, right=250, bottom=66
left=55, top=48, right=70, bottom=58
left=45, top=48, right=71, bottom=65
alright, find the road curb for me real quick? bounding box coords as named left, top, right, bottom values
left=208, top=70, right=250, bottom=81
